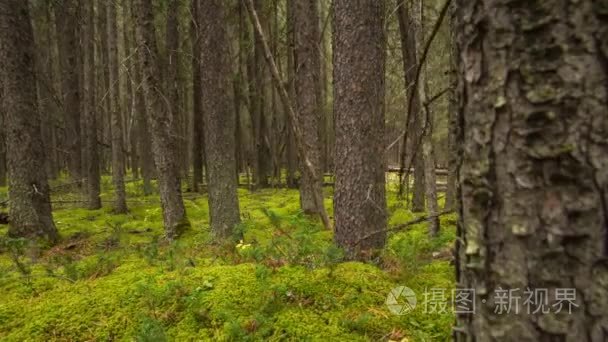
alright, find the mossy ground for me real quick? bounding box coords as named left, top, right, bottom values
left=0, top=176, right=456, bottom=341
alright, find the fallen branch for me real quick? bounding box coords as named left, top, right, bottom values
left=354, top=209, right=454, bottom=246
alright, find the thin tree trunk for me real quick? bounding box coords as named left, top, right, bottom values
left=130, top=0, right=154, bottom=196
left=252, top=0, right=270, bottom=189
left=332, top=0, right=387, bottom=256
left=123, top=2, right=139, bottom=180
left=416, top=1, right=438, bottom=236
left=396, top=0, right=425, bottom=212
left=166, top=0, right=184, bottom=180
left=293, top=0, right=322, bottom=214
left=0, top=0, right=58, bottom=242
left=191, top=0, right=204, bottom=193
left=99, top=2, right=112, bottom=174
left=107, top=0, right=128, bottom=213
left=55, top=0, right=82, bottom=184
left=134, top=55, right=154, bottom=196
left=84, top=0, right=101, bottom=210
left=285, top=0, right=297, bottom=189
left=133, top=0, right=190, bottom=239
left=454, top=0, right=608, bottom=339
left=199, top=0, right=241, bottom=238
left=443, top=1, right=457, bottom=211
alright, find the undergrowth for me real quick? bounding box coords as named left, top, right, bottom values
left=0, top=177, right=456, bottom=341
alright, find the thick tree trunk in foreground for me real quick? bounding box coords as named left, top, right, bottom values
left=84, top=0, right=101, bottom=210
left=454, top=1, right=608, bottom=340
left=199, top=0, right=241, bottom=239
left=0, top=115, right=6, bottom=187
left=107, top=0, right=127, bottom=213
left=293, top=0, right=322, bottom=214
left=0, top=0, right=58, bottom=242
left=333, top=0, right=387, bottom=257
left=133, top=0, right=190, bottom=239
left=55, top=0, right=82, bottom=184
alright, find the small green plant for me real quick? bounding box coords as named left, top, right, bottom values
left=0, top=237, right=32, bottom=277
left=134, top=316, right=167, bottom=342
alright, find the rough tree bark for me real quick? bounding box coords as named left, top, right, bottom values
left=84, top=0, right=101, bottom=210
left=55, top=0, right=82, bottom=183
left=0, top=114, right=6, bottom=187
left=107, top=0, right=128, bottom=213
left=0, top=0, right=58, bottom=242
left=454, top=0, right=608, bottom=340
left=199, top=0, right=241, bottom=238
left=333, top=0, right=387, bottom=257
left=133, top=0, right=190, bottom=239
left=293, top=0, right=322, bottom=214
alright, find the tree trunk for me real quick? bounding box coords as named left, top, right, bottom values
left=333, top=0, right=387, bottom=257
left=122, top=2, right=139, bottom=181
left=199, top=0, right=241, bottom=239
left=0, top=115, right=6, bottom=187
left=166, top=0, right=184, bottom=180
left=84, top=0, right=101, bottom=210
left=133, top=0, right=190, bottom=239
left=55, top=0, right=82, bottom=184
left=107, top=0, right=128, bottom=213
left=252, top=0, right=270, bottom=189
left=45, top=6, right=60, bottom=180
left=444, top=1, right=457, bottom=211
left=99, top=1, right=111, bottom=174
left=396, top=0, right=425, bottom=212
left=191, top=0, right=204, bottom=193
left=293, top=0, right=322, bottom=214
left=130, top=0, right=154, bottom=196
left=30, top=4, right=59, bottom=183
left=134, top=54, right=154, bottom=196
left=416, top=1, right=438, bottom=237
left=454, top=0, right=608, bottom=340
left=0, top=0, right=58, bottom=242
left=285, top=0, right=297, bottom=189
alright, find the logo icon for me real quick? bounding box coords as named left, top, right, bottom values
left=386, top=286, right=417, bottom=315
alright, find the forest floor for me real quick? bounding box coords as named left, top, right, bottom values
left=0, top=177, right=456, bottom=341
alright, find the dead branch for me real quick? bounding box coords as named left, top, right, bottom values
left=398, top=0, right=452, bottom=194
left=354, top=209, right=454, bottom=246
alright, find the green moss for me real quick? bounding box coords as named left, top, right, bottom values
left=0, top=178, right=456, bottom=341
